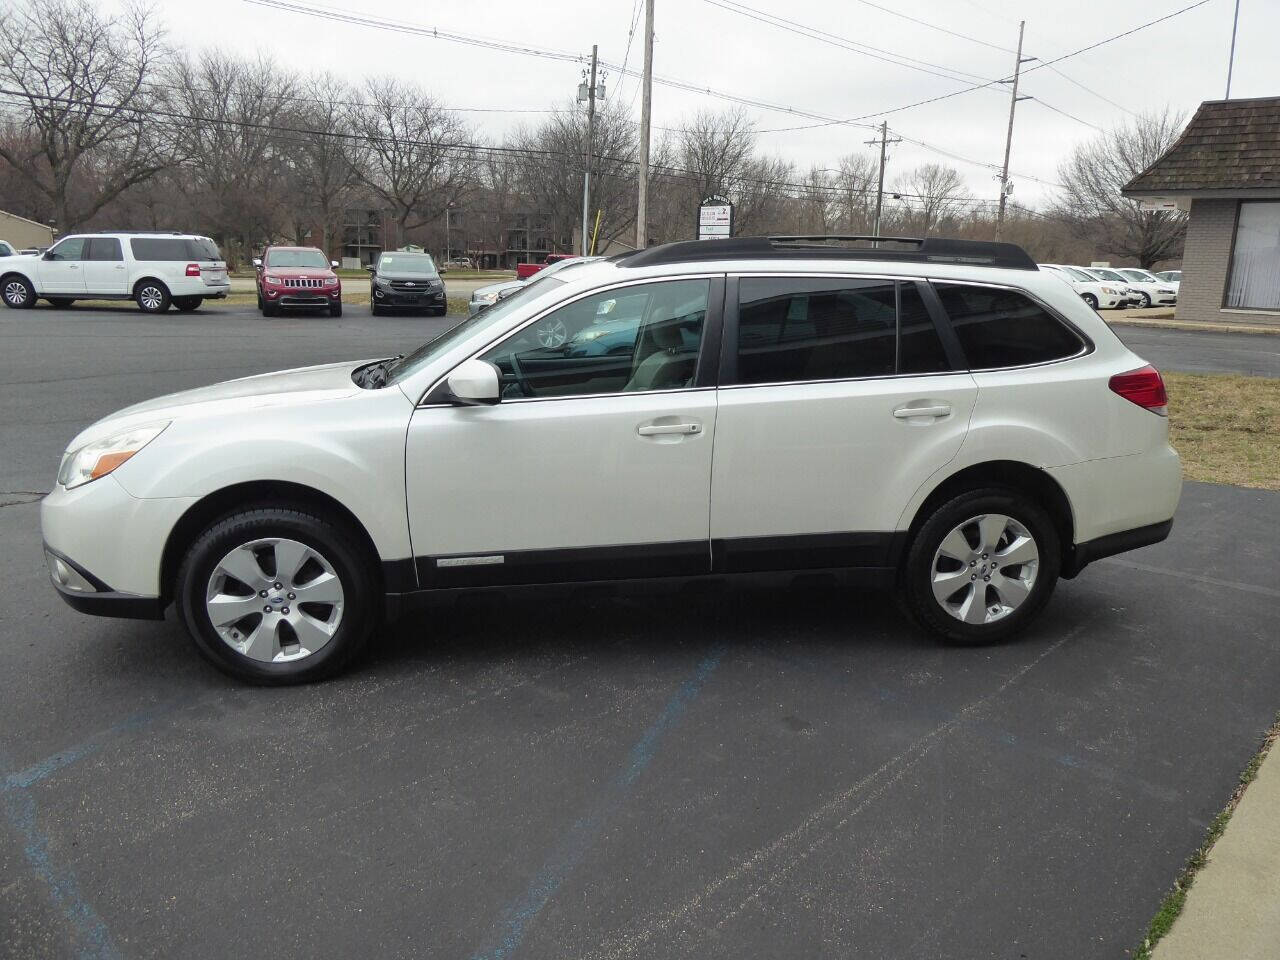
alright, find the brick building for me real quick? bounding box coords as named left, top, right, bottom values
left=1123, top=96, right=1280, bottom=325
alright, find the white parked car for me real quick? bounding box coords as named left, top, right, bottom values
left=1112, top=268, right=1178, bottom=308
left=1038, top=264, right=1128, bottom=310
left=1076, top=267, right=1141, bottom=306
left=41, top=236, right=1181, bottom=683
left=1, top=232, right=230, bottom=313
left=468, top=256, right=602, bottom=316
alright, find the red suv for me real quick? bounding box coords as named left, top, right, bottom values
left=254, top=246, right=342, bottom=317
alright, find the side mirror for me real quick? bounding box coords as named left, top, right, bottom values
left=252, top=257, right=262, bottom=268
left=365, top=264, right=376, bottom=273
left=447, top=358, right=501, bottom=405
left=331, top=260, right=339, bottom=268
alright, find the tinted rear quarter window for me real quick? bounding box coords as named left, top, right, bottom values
left=129, top=237, right=222, bottom=261
left=934, top=283, right=1083, bottom=369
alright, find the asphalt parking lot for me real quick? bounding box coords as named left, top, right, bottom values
left=3, top=305, right=1279, bottom=958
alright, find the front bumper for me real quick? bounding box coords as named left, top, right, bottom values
left=374, top=286, right=446, bottom=309
left=44, top=545, right=166, bottom=619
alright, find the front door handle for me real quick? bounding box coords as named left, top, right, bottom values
left=893, top=403, right=951, bottom=420
left=637, top=422, right=701, bottom=437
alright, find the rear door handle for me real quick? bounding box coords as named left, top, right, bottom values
left=893, top=403, right=951, bottom=419
left=637, top=422, right=701, bottom=436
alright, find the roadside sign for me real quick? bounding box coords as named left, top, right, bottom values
left=698, top=194, right=733, bottom=241
left=1138, top=197, right=1184, bottom=213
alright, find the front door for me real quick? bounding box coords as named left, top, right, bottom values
left=36, top=237, right=87, bottom=294
left=82, top=237, right=129, bottom=295
left=405, top=277, right=720, bottom=588
left=710, top=276, right=977, bottom=572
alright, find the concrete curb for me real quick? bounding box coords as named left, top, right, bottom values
left=1151, top=725, right=1280, bottom=958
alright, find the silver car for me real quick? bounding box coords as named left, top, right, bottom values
left=468, top=256, right=604, bottom=316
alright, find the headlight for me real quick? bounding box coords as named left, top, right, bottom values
left=1158, top=288, right=1174, bottom=294
left=325, top=275, right=339, bottom=287
left=264, top=275, right=281, bottom=285
left=1102, top=286, right=1117, bottom=294
left=374, top=276, right=390, bottom=287
left=57, top=422, right=169, bottom=489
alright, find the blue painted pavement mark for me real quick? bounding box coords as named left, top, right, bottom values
left=472, top=646, right=726, bottom=960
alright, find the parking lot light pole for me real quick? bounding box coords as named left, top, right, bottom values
left=445, top=205, right=452, bottom=263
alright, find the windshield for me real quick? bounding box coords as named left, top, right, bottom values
left=1064, top=267, right=1094, bottom=282
left=266, top=249, right=329, bottom=269
left=1089, top=269, right=1122, bottom=281
left=387, top=277, right=567, bottom=385
left=1119, top=269, right=1154, bottom=282
left=379, top=253, right=437, bottom=276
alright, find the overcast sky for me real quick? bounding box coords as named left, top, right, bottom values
left=120, top=0, right=1274, bottom=208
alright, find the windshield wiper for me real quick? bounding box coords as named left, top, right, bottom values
left=353, top=356, right=402, bottom=389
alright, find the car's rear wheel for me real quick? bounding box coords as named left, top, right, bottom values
left=173, top=296, right=201, bottom=312
left=135, top=280, right=171, bottom=313
left=2, top=275, right=36, bottom=309
left=174, top=505, right=378, bottom=684
left=901, top=488, right=1060, bottom=645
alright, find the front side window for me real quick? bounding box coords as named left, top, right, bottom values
left=46, top=237, right=86, bottom=261
left=934, top=283, right=1083, bottom=369
left=1226, top=201, right=1280, bottom=310
left=733, top=277, right=950, bottom=384
left=479, top=279, right=709, bottom=399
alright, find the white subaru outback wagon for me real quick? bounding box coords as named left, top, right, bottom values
left=2, top=231, right=230, bottom=313
left=41, top=236, right=1182, bottom=683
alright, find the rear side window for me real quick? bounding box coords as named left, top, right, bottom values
left=129, top=237, right=222, bottom=261
left=933, top=283, right=1083, bottom=369
left=733, top=277, right=950, bottom=384
left=87, top=238, right=123, bottom=261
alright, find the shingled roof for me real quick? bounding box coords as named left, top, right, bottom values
left=1124, top=96, right=1280, bottom=195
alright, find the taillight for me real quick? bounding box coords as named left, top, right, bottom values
left=1110, top=364, right=1168, bottom=416
left=185, top=263, right=201, bottom=277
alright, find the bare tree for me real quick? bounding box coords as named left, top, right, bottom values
left=353, top=78, right=479, bottom=239
left=167, top=52, right=297, bottom=263
left=508, top=100, right=638, bottom=254
left=1054, top=109, right=1188, bottom=268
left=0, top=0, right=175, bottom=230
left=286, top=73, right=365, bottom=255
left=832, top=152, right=878, bottom=233
left=892, top=163, right=967, bottom=235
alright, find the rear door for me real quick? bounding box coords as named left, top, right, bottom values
left=82, top=237, right=128, bottom=294
left=36, top=237, right=88, bottom=294
left=710, top=275, right=976, bottom=572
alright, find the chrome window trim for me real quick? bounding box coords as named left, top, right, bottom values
left=416, top=273, right=722, bottom=407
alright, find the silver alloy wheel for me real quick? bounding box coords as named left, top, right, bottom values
left=536, top=317, right=569, bottom=348
left=139, top=285, right=164, bottom=310
left=205, top=537, right=345, bottom=663
left=4, top=280, right=28, bottom=306
left=930, top=514, right=1039, bottom=625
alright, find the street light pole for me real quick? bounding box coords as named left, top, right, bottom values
left=581, top=44, right=599, bottom=257
left=444, top=205, right=451, bottom=263
left=636, top=0, right=654, bottom=249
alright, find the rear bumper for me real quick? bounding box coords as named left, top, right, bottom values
left=1062, top=519, right=1172, bottom=578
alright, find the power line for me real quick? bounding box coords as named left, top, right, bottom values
left=845, top=0, right=1017, bottom=54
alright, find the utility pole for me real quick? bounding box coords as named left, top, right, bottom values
left=636, top=0, right=655, bottom=249
left=1225, top=0, right=1241, bottom=98
left=865, top=121, right=900, bottom=244
left=995, top=20, right=1033, bottom=241
left=580, top=44, right=599, bottom=257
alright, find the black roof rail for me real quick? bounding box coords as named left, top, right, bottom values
left=615, top=235, right=1039, bottom=271
left=67, top=230, right=192, bottom=236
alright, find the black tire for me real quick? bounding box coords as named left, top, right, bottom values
left=135, top=280, right=171, bottom=313
left=173, top=296, right=201, bottom=312
left=329, top=302, right=342, bottom=317
left=1082, top=293, right=1098, bottom=310
left=1137, top=291, right=1152, bottom=308
left=900, top=487, right=1060, bottom=646
left=174, top=505, right=379, bottom=684
left=47, top=297, right=74, bottom=309
left=431, top=305, right=447, bottom=317
left=370, top=298, right=381, bottom=316
left=262, top=300, right=279, bottom=317
left=256, top=291, right=264, bottom=309
left=2, top=274, right=36, bottom=309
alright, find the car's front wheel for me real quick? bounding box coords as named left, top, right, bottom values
left=1137, top=291, right=1152, bottom=308
left=2, top=275, right=36, bottom=309
left=174, top=505, right=379, bottom=684
left=1082, top=293, right=1098, bottom=310
left=901, top=488, right=1060, bottom=645
left=329, top=302, right=342, bottom=317
left=135, top=280, right=171, bottom=313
